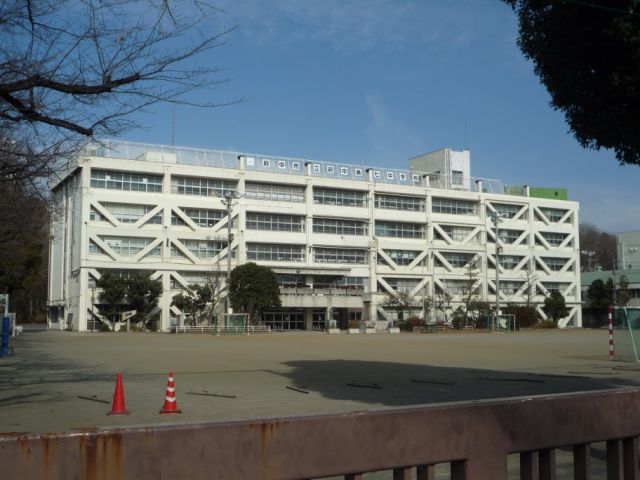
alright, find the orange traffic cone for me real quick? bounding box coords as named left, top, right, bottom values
left=159, top=371, right=182, bottom=414
left=108, top=372, right=130, bottom=415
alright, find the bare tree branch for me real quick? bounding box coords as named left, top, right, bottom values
left=0, top=0, right=238, bottom=181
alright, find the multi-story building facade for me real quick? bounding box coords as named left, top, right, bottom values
left=48, top=141, right=582, bottom=331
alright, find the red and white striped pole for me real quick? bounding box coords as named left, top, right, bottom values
left=608, top=306, right=614, bottom=360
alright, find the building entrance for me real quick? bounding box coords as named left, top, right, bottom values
left=262, top=310, right=305, bottom=331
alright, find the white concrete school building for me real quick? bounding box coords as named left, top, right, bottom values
left=48, top=141, right=582, bottom=331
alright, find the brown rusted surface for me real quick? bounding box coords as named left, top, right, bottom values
left=573, top=444, right=591, bottom=480
left=623, top=437, right=638, bottom=480
left=416, top=464, right=435, bottom=480
left=1, top=388, right=640, bottom=479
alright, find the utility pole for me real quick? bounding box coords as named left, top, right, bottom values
left=491, top=211, right=502, bottom=330
left=217, top=189, right=243, bottom=318
left=612, top=258, right=617, bottom=306
left=91, top=288, right=96, bottom=333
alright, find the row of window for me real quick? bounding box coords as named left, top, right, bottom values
left=247, top=243, right=305, bottom=262
left=90, top=237, right=161, bottom=256
left=247, top=213, right=305, bottom=232
left=313, top=187, right=367, bottom=207
left=247, top=244, right=368, bottom=264
left=90, top=170, right=162, bottom=192
left=87, top=207, right=573, bottom=247
left=89, top=235, right=574, bottom=272
left=90, top=171, right=571, bottom=221
left=95, top=268, right=572, bottom=297
left=245, top=182, right=304, bottom=203
left=170, top=176, right=236, bottom=197
left=436, top=225, right=477, bottom=242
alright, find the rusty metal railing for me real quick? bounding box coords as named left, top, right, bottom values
left=1, top=388, right=639, bottom=479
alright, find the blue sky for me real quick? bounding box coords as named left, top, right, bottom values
left=125, top=0, right=639, bottom=233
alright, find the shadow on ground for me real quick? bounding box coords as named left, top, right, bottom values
left=280, top=359, right=638, bottom=406
left=0, top=333, right=113, bottom=407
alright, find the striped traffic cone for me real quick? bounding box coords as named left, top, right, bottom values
left=159, top=371, right=182, bottom=414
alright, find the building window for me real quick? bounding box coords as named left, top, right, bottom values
left=432, top=197, right=477, bottom=215
left=542, top=282, right=570, bottom=294
left=498, top=281, right=524, bottom=294
left=499, top=255, right=524, bottom=270
left=179, top=239, right=226, bottom=258
left=374, top=194, right=425, bottom=212
left=245, top=182, right=305, bottom=203
left=261, top=311, right=305, bottom=331
left=90, top=170, right=162, bottom=192
left=539, top=232, right=569, bottom=246
left=101, top=203, right=160, bottom=224
left=436, top=225, right=476, bottom=242
left=335, top=277, right=365, bottom=288
left=179, top=208, right=225, bottom=227
left=314, top=247, right=368, bottom=264
left=173, top=272, right=220, bottom=288
left=97, top=269, right=151, bottom=279
left=497, top=229, right=523, bottom=244
left=540, top=257, right=568, bottom=271
left=88, top=240, right=104, bottom=254
left=313, top=187, right=367, bottom=207
left=539, top=208, right=568, bottom=222
left=247, top=213, right=305, bottom=232
left=246, top=243, right=305, bottom=262
left=99, top=236, right=158, bottom=256
left=383, top=277, right=420, bottom=292
left=379, top=250, right=422, bottom=266
left=440, top=252, right=475, bottom=268
left=171, top=176, right=236, bottom=197
left=452, top=170, right=464, bottom=186
left=375, top=221, right=424, bottom=239
left=89, top=208, right=106, bottom=222
left=491, top=203, right=524, bottom=219
left=171, top=214, right=187, bottom=226
left=313, top=218, right=367, bottom=236
left=441, top=280, right=476, bottom=295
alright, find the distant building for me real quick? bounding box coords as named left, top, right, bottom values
left=618, top=231, right=640, bottom=271
left=581, top=230, right=640, bottom=310
left=48, top=141, right=582, bottom=331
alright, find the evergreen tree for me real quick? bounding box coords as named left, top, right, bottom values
left=126, top=272, right=162, bottom=324
left=172, top=284, right=216, bottom=325
left=504, top=0, right=640, bottom=165
left=617, top=275, right=631, bottom=307
left=543, top=291, right=569, bottom=324
left=229, top=263, right=281, bottom=324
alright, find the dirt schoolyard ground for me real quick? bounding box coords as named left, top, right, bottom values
left=1, top=328, right=637, bottom=435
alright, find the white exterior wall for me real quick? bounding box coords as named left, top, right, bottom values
left=408, top=148, right=471, bottom=191
left=48, top=144, right=582, bottom=331
left=618, top=231, right=640, bottom=270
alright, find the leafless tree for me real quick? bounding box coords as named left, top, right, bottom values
left=434, top=290, right=453, bottom=324
left=579, top=223, right=616, bottom=271
left=457, top=258, right=480, bottom=326
left=0, top=1, right=236, bottom=306
left=382, top=290, right=416, bottom=325
left=0, top=0, right=237, bottom=187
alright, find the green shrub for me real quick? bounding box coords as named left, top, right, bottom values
left=503, top=305, right=540, bottom=329
left=99, top=322, right=112, bottom=332
left=398, top=316, right=424, bottom=332
left=536, top=319, right=558, bottom=329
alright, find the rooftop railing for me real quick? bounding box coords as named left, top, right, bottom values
left=84, top=139, right=508, bottom=194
